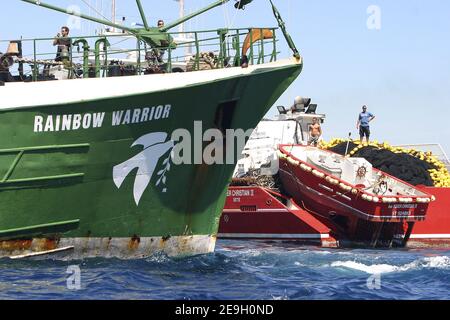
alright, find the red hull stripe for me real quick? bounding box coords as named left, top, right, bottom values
left=409, top=234, right=450, bottom=239
left=218, top=233, right=330, bottom=239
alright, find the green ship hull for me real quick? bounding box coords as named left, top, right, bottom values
left=0, top=58, right=302, bottom=257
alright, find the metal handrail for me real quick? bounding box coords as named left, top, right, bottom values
left=1, top=27, right=279, bottom=81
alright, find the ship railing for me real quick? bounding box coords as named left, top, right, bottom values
left=0, top=27, right=280, bottom=82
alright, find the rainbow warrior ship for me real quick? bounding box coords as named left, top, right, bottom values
left=0, top=0, right=302, bottom=258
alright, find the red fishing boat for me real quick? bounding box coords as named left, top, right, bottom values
left=277, top=145, right=434, bottom=247
left=218, top=100, right=450, bottom=248
left=219, top=184, right=450, bottom=248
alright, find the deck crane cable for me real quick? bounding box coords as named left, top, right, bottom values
left=228, top=1, right=247, bottom=29
left=221, top=0, right=231, bottom=27
left=80, top=0, right=112, bottom=24
left=223, top=1, right=244, bottom=60
left=219, top=0, right=233, bottom=63
left=81, top=1, right=132, bottom=51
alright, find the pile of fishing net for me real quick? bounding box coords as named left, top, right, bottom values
left=320, top=139, right=450, bottom=187
left=186, top=52, right=219, bottom=71
left=231, top=169, right=284, bottom=192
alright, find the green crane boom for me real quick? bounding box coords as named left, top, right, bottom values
left=20, top=0, right=137, bottom=34
left=160, top=0, right=230, bottom=32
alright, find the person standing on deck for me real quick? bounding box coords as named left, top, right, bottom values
left=153, top=19, right=167, bottom=63
left=308, top=117, right=322, bottom=147
left=357, top=105, right=375, bottom=143
left=53, top=26, right=71, bottom=62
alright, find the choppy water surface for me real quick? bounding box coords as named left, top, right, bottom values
left=1, top=240, right=449, bottom=300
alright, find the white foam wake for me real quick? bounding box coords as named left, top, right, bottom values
left=330, top=256, right=450, bottom=274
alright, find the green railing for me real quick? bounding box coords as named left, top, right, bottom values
left=0, top=27, right=280, bottom=82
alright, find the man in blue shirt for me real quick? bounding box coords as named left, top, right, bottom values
left=356, top=105, right=375, bottom=143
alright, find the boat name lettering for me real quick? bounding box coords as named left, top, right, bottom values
left=227, top=189, right=255, bottom=197
left=33, top=105, right=172, bottom=133
left=388, top=204, right=417, bottom=209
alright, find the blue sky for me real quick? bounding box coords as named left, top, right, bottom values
left=2, top=0, right=450, bottom=153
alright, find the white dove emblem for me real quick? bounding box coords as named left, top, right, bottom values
left=113, top=132, right=174, bottom=205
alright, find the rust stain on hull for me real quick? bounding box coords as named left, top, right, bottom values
left=34, top=238, right=59, bottom=251
left=0, top=235, right=217, bottom=259
left=0, top=239, right=33, bottom=252
left=0, top=238, right=58, bottom=253
left=128, top=235, right=141, bottom=250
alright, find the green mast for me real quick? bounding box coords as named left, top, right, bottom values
left=135, top=0, right=151, bottom=31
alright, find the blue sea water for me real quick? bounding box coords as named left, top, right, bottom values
left=0, top=240, right=449, bottom=300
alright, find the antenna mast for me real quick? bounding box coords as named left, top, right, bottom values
left=178, top=0, right=185, bottom=33
left=111, top=0, right=116, bottom=32
left=175, top=0, right=192, bottom=55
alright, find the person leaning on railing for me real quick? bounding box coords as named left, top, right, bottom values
left=0, top=52, right=15, bottom=83
left=154, top=19, right=166, bottom=63
left=53, top=26, right=72, bottom=62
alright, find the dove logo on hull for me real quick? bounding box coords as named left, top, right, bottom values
left=113, top=132, right=174, bottom=205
